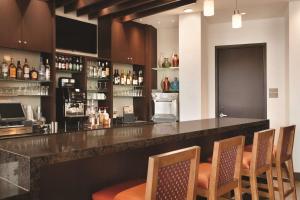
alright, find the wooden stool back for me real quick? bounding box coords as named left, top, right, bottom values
left=209, top=136, right=245, bottom=198
left=145, top=146, right=200, bottom=200
left=275, top=125, right=297, bottom=200
left=250, top=129, right=275, bottom=174
left=276, top=125, right=296, bottom=163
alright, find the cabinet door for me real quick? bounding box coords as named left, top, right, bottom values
left=111, top=20, right=130, bottom=64
left=127, top=23, right=145, bottom=65
left=0, top=0, right=23, bottom=49
left=22, top=0, right=53, bottom=53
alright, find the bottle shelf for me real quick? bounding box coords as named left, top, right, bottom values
left=87, top=89, right=109, bottom=93
left=113, top=84, right=143, bottom=87
left=152, top=67, right=179, bottom=71
left=0, top=94, right=50, bottom=97
left=0, top=78, right=51, bottom=83
left=87, top=77, right=110, bottom=81
left=56, top=69, right=82, bottom=74
left=113, top=95, right=144, bottom=98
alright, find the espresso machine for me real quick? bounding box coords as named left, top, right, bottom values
left=56, top=77, right=86, bottom=131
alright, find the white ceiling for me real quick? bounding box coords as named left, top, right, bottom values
left=139, top=0, right=289, bottom=28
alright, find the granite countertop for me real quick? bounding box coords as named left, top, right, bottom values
left=0, top=118, right=267, bottom=160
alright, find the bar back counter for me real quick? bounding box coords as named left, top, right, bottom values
left=0, top=118, right=269, bottom=200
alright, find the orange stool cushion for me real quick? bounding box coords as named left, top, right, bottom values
left=92, top=180, right=144, bottom=200
left=242, top=151, right=252, bottom=169
left=197, top=163, right=212, bottom=189
left=113, top=183, right=146, bottom=200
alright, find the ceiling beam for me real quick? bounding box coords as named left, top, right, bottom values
left=111, top=0, right=180, bottom=19
left=120, top=0, right=196, bottom=22
left=88, top=0, right=158, bottom=19
left=77, top=0, right=129, bottom=16
left=64, top=0, right=78, bottom=13
left=56, top=0, right=75, bottom=8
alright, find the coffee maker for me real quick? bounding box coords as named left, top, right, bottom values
left=56, top=77, right=86, bottom=131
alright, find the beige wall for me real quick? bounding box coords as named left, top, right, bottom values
left=288, top=1, right=300, bottom=172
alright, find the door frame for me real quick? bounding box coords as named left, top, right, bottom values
left=215, top=43, right=267, bottom=119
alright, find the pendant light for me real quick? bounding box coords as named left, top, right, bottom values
left=203, top=0, right=214, bottom=16
left=232, top=0, right=242, bottom=28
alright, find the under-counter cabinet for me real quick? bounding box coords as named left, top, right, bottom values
left=0, top=0, right=53, bottom=53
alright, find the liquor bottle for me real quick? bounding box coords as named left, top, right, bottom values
left=45, top=59, right=51, bottom=81
left=62, top=56, right=66, bottom=70
left=1, top=57, right=8, bottom=79
left=30, top=67, right=38, bottom=80
left=79, top=57, right=83, bottom=71
left=101, top=62, right=106, bottom=78
left=120, top=70, right=126, bottom=85
left=105, top=62, right=109, bottom=77
left=58, top=56, right=62, bottom=69
left=23, top=58, right=30, bottom=80
left=39, top=57, right=45, bottom=80
left=76, top=57, right=80, bottom=71
left=116, top=69, right=120, bottom=85
left=132, top=71, right=138, bottom=86
left=126, top=70, right=132, bottom=85
left=138, top=70, right=143, bottom=86
left=65, top=57, right=69, bottom=70
left=16, top=60, right=23, bottom=79
left=55, top=56, right=58, bottom=69
left=9, top=58, right=17, bottom=79
left=113, top=70, right=118, bottom=85
left=69, top=57, right=73, bottom=71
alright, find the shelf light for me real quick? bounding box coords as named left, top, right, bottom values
left=203, top=0, right=214, bottom=16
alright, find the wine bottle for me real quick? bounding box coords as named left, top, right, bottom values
left=23, top=58, right=30, bottom=80
left=16, top=60, right=23, bottom=79
left=120, top=70, right=126, bottom=85
left=9, top=58, right=17, bottom=79
left=45, top=59, right=51, bottom=81
left=138, top=70, right=143, bottom=86
left=126, top=70, right=132, bottom=85
left=132, top=71, right=138, bottom=86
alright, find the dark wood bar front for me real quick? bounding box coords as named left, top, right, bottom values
left=0, top=118, right=269, bottom=200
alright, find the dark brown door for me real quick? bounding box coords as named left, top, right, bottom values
left=22, top=0, right=53, bottom=53
left=216, top=44, right=266, bottom=119
left=0, top=0, right=23, bottom=49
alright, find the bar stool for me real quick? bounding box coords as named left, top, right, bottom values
left=92, top=146, right=200, bottom=200
left=244, top=126, right=297, bottom=199
left=241, top=129, right=275, bottom=200
left=197, top=136, right=245, bottom=199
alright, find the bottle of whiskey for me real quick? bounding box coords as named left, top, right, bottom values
left=132, top=70, right=138, bottom=86
left=138, top=70, right=143, bottom=86
left=101, top=62, right=106, bottom=78
left=30, top=67, right=38, bottom=80
left=65, top=57, right=69, bottom=70
left=16, top=60, right=23, bottom=79
left=105, top=62, right=109, bottom=77
left=9, top=58, right=17, bottom=79
left=120, top=70, right=126, bottom=85
left=79, top=57, right=83, bottom=72
left=2, top=57, right=8, bottom=79
left=23, top=58, right=30, bottom=80
left=45, top=59, right=51, bottom=81
left=113, top=70, right=118, bottom=85
left=126, top=70, right=132, bottom=85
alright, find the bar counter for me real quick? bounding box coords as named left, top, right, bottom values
left=0, top=118, right=269, bottom=200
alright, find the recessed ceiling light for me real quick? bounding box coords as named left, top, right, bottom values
left=184, top=9, right=193, bottom=13
left=241, top=12, right=246, bottom=15
left=139, top=19, right=143, bottom=22
left=157, top=21, right=161, bottom=24
left=171, top=19, right=175, bottom=23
